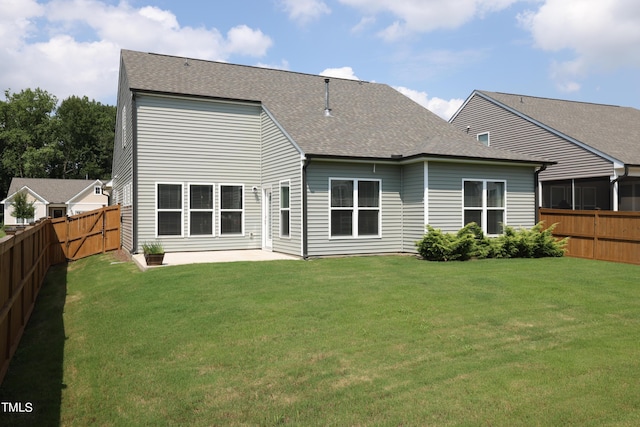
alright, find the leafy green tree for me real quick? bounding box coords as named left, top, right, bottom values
left=0, top=88, right=59, bottom=195
left=0, top=89, right=116, bottom=198
left=55, top=96, right=116, bottom=180
left=10, top=191, right=36, bottom=222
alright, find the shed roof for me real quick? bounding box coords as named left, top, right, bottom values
left=474, top=91, right=640, bottom=166
left=5, top=178, right=100, bottom=203
left=120, top=50, right=548, bottom=165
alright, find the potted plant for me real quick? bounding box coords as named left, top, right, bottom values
left=142, top=241, right=165, bottom=266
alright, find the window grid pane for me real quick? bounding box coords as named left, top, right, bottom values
left=221, top=212, right=242, bottom=234
left=331, top=180, right=353, bottom=207
left=487, top=210, right=504, bottom=235
left=464, top=210, right=482, bottom=227
left=358, top=210, right=379, bottom=235
left=487, top=182, right=505, bottom=207
left=464, top=181, right=483, bottom=207
left=331, top=210, right=353, bottom=236
left=190, top=212, right=213, bottom=235
left=358, top=181, right=379, bottom=207
left=221, top=186, right=242, bottom=210
left=190, top=185, right=213, bottom=210
left=158, top=212, right=181, bottom=235
left=281, top=185, right=290, bottom=209
left=281, top=211, right=290, bottom=237
left=158, top=184, right=181, bottom=209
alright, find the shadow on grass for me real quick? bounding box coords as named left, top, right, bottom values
left=0, top=262, right=67, bottom=426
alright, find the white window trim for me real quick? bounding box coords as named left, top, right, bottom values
left=94, top=186, right=102, bottom=195
left=477, top=132, right=490, bottom=146
left=462, top=179, right=506, bottom=236
left=155, top=182, right=184, bottom=238
left=280, top=180, right=291, bottom=239
left=329, top=177, right=382, bottom=239
left=188, top=182, right=215, bottom=237
left=219, top=183, right=245, bottom=236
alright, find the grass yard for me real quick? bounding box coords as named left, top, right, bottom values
left=2, top=254, right=640, bottom=426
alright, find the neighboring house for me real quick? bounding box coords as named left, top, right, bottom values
left=1, top=178, right=108, bottom=225
left=112, top=50, right=550, bottom=257
left=450, top=91, right=640, bottom=211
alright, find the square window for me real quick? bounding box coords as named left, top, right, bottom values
left=330, top=178, right=381, bottom=238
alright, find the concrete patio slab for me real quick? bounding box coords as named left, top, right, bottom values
left=132, top=249, right=300, bottom=271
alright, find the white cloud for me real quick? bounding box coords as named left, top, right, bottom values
left=339, top=0, right=519, bottom=41
left=279, top=0, right=331, bottom=25
left=394, top=86, right=463, bottom=120
left=320, top=66, right=360, bottom=80
left=0, top=0, right=273, bottom=103
left=226, top=25, right=273, bottom=57
left=518, top=0, right=640, bottom=90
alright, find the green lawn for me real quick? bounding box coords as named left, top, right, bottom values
left=2, top=254, right=640, bottom=426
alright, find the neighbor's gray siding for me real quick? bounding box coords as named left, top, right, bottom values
left=428, top=162, right=536, bottom=233
left=261, top=111, right=303, bottom=256
left=111, top=59, right=135, bottom=251
left=135, top=94, right=262, bottom=253
left=451, top=95, right=613, bottom=181
left=306, top=161, right=403, bottom=257
left=402, top=162, right=425, bottom=252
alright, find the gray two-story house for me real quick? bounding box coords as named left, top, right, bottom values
left=450, top=91, right=640, bottom=211
left=112, top=50, right=550, bottom=257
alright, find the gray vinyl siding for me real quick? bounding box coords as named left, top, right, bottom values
left=402, top=162, right=425, bottom=252
left=135, top=94, right=262, bottom=253
left=451, top=95, right=613, bottom=181
left=111, top=61, right=135, bottom=251
left=261, top=111, right=303, bottom=256
left=306, top=161, right=403, bottom=257
left=428, top=162, right=536, bottom=233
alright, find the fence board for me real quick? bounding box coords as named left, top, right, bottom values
left=0, top=205, right=121, bottom=384
left=540, top=208, right=640, bottom=265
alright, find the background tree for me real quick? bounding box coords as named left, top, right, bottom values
left=0, top=89, right=115, bottom=198
left=55, top=96, right=116, bottom=180
left=0, top=88, right=59, bottom=195
left=10, top=191, right=36, bottom=223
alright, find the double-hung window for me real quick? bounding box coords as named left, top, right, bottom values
left=220, top=185, right=243, bottom=235
left=463, top=180, right=505, bottom=235
left=280, top=181, right=290, bottom=238
left=157, top=183, right=183, bottom=236
left=189, top=184, right=213, bottom=236
left=330, top=178, right=381, bottom=238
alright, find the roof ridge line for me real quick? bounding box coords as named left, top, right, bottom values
left=482, top=90, right=625, bottom=109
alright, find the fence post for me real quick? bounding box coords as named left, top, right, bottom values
left=593, top=210, right=598, bottom=261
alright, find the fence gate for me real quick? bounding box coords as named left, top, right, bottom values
left=50, top=205, right=121, bottom=261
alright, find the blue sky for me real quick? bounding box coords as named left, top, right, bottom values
left=2, top=0, right=639, bottom=119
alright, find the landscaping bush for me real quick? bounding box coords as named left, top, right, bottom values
left=415, top=222, right=567, bottom=261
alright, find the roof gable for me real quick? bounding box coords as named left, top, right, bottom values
left=5, top=178, right=102, bottom=203
left=120, top=50, right=548, bottom=165
left=473, top=91, right=640, bottom=165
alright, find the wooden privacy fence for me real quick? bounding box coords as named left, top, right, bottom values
left=0, top=205, right=120, bottom=384
left=539, top=208, right=640, bottom=265
left=51, top=205, right=121, bottom=261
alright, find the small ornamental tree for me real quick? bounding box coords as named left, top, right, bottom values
left=10, top=191, right=36, bottom=223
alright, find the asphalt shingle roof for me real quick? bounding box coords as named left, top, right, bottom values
left=478, top=91, right=640, bottom=165
left=6, top=178, right=98, bottom=202
left=121, top=50, right=548, bottom=164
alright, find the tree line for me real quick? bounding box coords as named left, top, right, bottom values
left=0, top=88, right=116, bottom=198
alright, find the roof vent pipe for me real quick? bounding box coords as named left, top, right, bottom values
left=324, top=78, right=332, bottom=117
